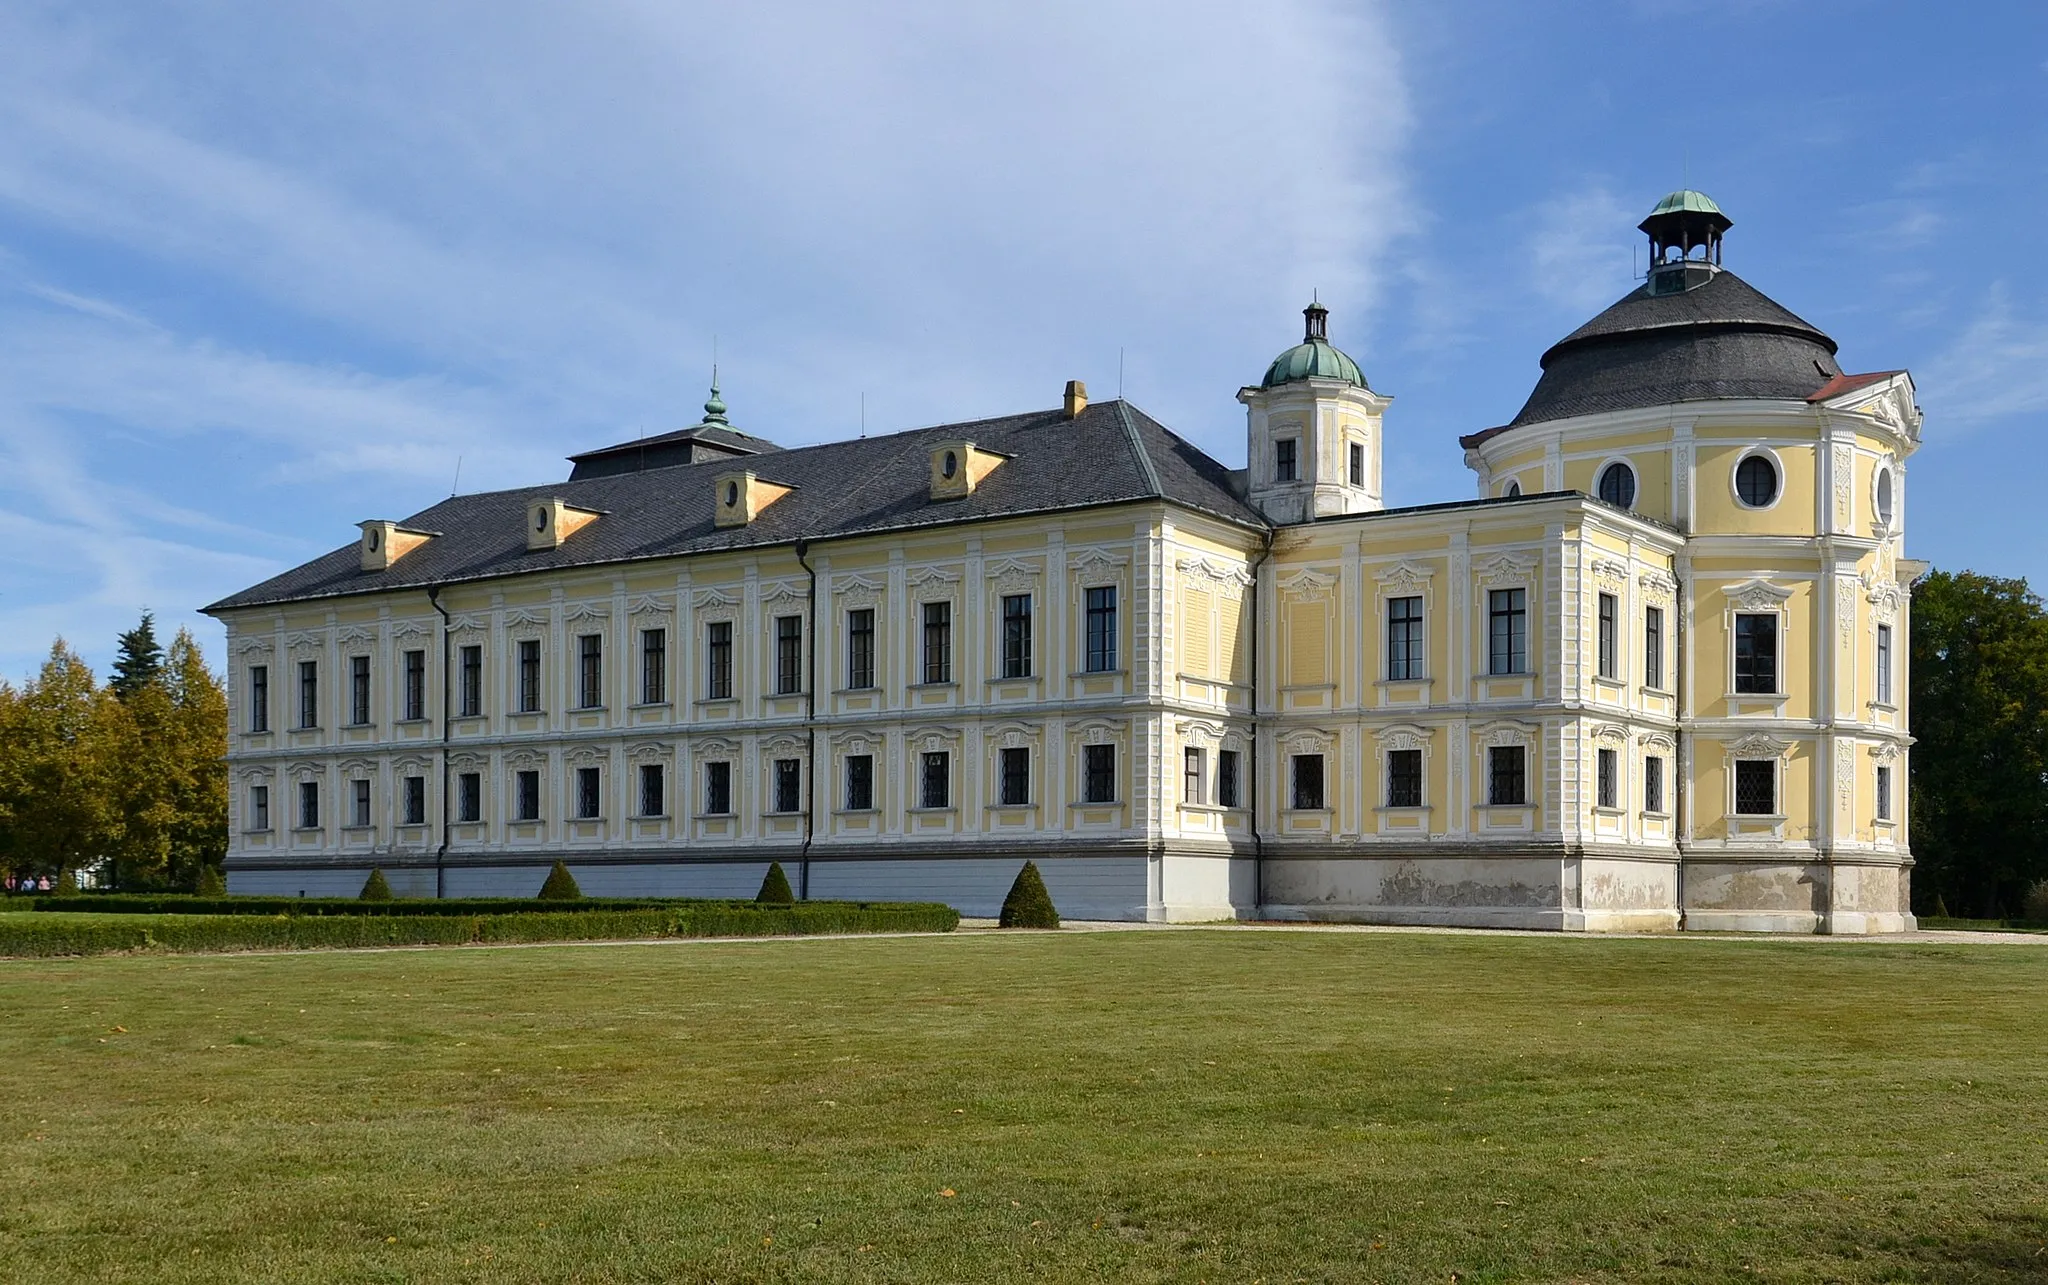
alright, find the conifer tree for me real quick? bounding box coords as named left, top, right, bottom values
left=754, top=861, right=795, bottom=905
left=359, top=868, right=394, bottom=901
left=999, top=860, right=1060, bottom=929
left=109, top=612, right=166, bottom=703
left=195, top=864, right=227, bottom=897
left=537, top=860, right=582, bottom=899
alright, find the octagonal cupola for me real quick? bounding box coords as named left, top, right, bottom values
left=1238, top=300, right=1390, bottom=524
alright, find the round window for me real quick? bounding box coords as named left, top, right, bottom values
left=1503, top=480, right=1521, bottom=499
left=725, top=481, right=740, bottom=507
left=1597, top=462, right=1636, bottom=509
left=943, top=450, right=958, bottom=479
left=1735, top=454, right=1778, bottom=507
left=1876, top=469, right=1894, bottom=525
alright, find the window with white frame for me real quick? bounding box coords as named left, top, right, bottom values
left=705, top=622, right=734, bottom=700
left=349, top=656, right=371, bottom=726
left=575, top=766, right=602, bottom=819
left=1733, top=759, right=1776, bottom=815
left=457, top=772, right=481, bottom=822
left=1218, top=749, right=1242, bottom=809
left=459, top=645, right=483, bottom=716
left=641, top=628, right=667, bottom=705
left=403, top=649, right=426, bottom=721
left=845, top=754, right=874, bottom=811
left=1876, top=624, right=1894, bottom=705
left=1596, top=748, right=1618, bottom=809
left=297, top=780, right=319, bottom=829
left=704, top=761, right=733, bottom=815
left=639, top=763, right=664, bottom=817
left=249, top=665, right=269, bottom=733
left=1387, top=595, right=1424, bottom=680
left=403, top=775, right=426, bottom=825
left=1084, top=587, right=1118, bottom=673
left=920, top=752, right=950, bottom=809
left=1734, top=614, right=1778, bottom=694
left=1082, top=744, right=1116, bottom=803
left=515, top=770, right=542, bottom=821
left=1290, top=754, right=1325, bottom=810
left=1488, top=588, right=1527, bottom=675
left=1182, top=747, right=1206, bottom=806
left=1488, top=746, right=1526, bottom=806
left=577, top=634, right=603, bottom=709
left=1348, top=441, right=1365, bottom=487
left=846, top=608, right=876, bottom=689
left=1644, top=606, right=1665, bottom=690
left=1597, top=593, right=1618, bottom=680
left=250, top=783, right=270, bottom=831
left=922, top=602, right=952, bottom=683
left=1876, top=763, right=1893, bottom=822
left=1002, top=747, right=1031, bottom=806
left=1644, top=755, right=1664, bottom=814
left=350, top=778, right=371, bottom=828
left=1385, top=749, right=1422, bottom=808
left=1275, top=437, right=1298, bottom=482
left=517, top=639, right=542, bottom=713
left=772, top=758, right=802, bottom=813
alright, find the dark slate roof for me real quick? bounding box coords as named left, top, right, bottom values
left=569, top=422, right=778, bottom=463
left=1461, top=269, right=1844, bottom=446
left=204, top=400, right=1266, bottom=613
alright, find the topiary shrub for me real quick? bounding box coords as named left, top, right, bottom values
left=537, top=860, right=583, bottom=900
left=998, top=860, right=1059, bottom=929
left=359, top=868, right=394, bottom=902
left=53, top=869, right=80, bottom=897
left=195, top=865, right=228, bottom=897
left=755, top=861, right=795, bottom=905
left=2023, top=881, right=2048, bottom=926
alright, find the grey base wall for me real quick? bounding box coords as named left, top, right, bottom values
left=226, top=840, right=1912, bottom=933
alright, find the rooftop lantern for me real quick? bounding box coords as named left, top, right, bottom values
left=1640, top=190, right=1732, bottom=295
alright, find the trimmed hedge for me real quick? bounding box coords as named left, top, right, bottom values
left=40, top=895, right=694, bottom=917
left=0, top=902, right=960, bottom=958
left=755, top=861, right=795, bottom=905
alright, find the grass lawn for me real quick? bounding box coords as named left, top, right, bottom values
left=2, top=930, right=2045, bottom=1283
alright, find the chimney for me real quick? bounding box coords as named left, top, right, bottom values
left=1063, top=379, right=1088, bottom=419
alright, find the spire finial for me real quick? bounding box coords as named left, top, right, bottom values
left=703, top=361, right=729, bottom=425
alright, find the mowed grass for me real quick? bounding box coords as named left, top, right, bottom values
left=2, top=931, right=2045, bottom=1283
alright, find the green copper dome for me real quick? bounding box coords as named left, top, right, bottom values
left=1645, top=189, right=1724, bottom=219
left=1261, top=301, right=1368, bottom=390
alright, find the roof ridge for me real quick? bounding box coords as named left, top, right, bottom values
left=1112, top=399, right=1164, bottom=498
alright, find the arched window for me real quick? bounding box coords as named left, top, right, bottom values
left=1875, top=469, right=1895, bottom=526
left=1736, top=454, right=1778, bottom=507
left=1503, top=480, right=1521, bottom=499
left=1597, top=462, right=1636, bottom=510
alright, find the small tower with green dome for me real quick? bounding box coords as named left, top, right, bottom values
left=1237, top=299, right=1391, bottom=524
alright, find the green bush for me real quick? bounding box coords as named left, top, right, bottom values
left=359, top=868, right=394, bottom=902
left=194, top=866, right=227, bottom=897
left=0, top=901, right=961, bottom=958
left=537, top=861, right=582, bottom=900
left=755, top=861, right=795, bottom=905
left=999, top=861, right=1060, bottom=929
left=53, top=870, right=80, bottom=897
left=2024, top=881, right=2048, bottom=926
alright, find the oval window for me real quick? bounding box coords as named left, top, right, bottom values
left=534, top=509, right=548, bottom=532
left=1597, top=462, right=1636, bottom=510
left=1876, top=469, right=1894, bottom=525
left=368, top=528, right=381, bottom=550
left=1736, top=454, right=1778, bottom=507
left=725, top=481, right=740, bottom=507
left=943, top=450, right=958, bottom=479
left=1503, top=480, right=1521, bottom=499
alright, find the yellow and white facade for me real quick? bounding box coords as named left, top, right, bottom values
left=206, top=193, right=1922, bottom=930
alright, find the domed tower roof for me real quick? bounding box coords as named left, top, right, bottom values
left=1261, top=300, right=1369, bottom=390
left=1501, top=192, right=1840, bottom=429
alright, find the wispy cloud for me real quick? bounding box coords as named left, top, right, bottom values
left=1918, top=283, right=2048, bottom=427
left=1526, top=183, right=1638, bottom=315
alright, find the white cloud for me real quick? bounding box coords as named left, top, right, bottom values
left=1918, top=284, right=2048, bottom=428
left=1526, top=184, right=1639, bottom=315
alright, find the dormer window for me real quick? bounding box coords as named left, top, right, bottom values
left=527, top=499, right=603, bottom=551
left=357, top=520, right=437, bottom=572
left=713, top=471, right=794, bottom=527
left=928, top=441, right=1008, bottom=500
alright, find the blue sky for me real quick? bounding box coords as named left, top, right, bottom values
left=1, top=1, right=2042, bottom=680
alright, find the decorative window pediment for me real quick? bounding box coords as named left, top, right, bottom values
left=564, top=602, right=609, bottom=624
left=1374, top=560, right=1435, bottom=593
left=1723, top=732, right=1792, bottom=759
left=1475, top=719, right=1537, bottom=748
left=986, top=558, right=1043, bottom=595
left=1374, top=722, right=1432, bottom=752
left=1177, top=556, right=1253, bottom=588
left=1475, top=551, right=1538, bottom=587
left=1280, top=727, right=1336, bottom=757
left=692, top=586, right=740, bottom=610
left=1638, top=570, right=1677, bottom=601
left=1725, top=579, right=1793, bottom=613
left=1590, top=558, right=1629, bottom=586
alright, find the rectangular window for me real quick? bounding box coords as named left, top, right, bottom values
left=350, top=778, right=371, bottom=828
left=639, top=763, right=664, bottom=817
left=515, top=770, right=541, bottom=822
left=457, top=772, right=481, bottom=823
left=1000, top=747, right=1031, bottom=806
left=1645, top=606, right=1665, bottom=690
left=922, top=602, right=952, bottom=684
left=1290, top=754, right=1325, bottom=811
left=845, top=754, right=874, bottom=811
left=401, top=649, right=426, bottom=721
left=1183, top=747, right=1207, bottom=806
left=1645, top=756, right=1664, bottom=815
left=575, top=766, right=601, bottom=819
left=705, top=761, right=732, bottom=816
left=1084, top=586, right=1118, bottom=672
left=1876, top=623, right=1894, bottom=705
left=403, top=775, right=426, bottom=825
left=1734, top=759, right=1777, bottom=815
left=1387, top=595, right=1424, bottom=681
left=249, top=665, right=269, bottom=733
left=920, top=751, right=951, bottom=809
left=459, top=645, right=483, bottom=717
left=773, top=758, right=802, bottom=814
left=1876, top=764, right=1893, bottom=821
left=298, top=660, right=319, bottom=729
left=1218, top=749, right=1243, bottom=809
left=518, top=639, right=542, bottom=713
left=1001, top=594, right=1033, bottom=679
left=1734, top=614, right=1778, bottom=694
left=706, top=621, right=733, bottom=700
left=1488, top=746, right=1527, bottom=806
left=578, top=633, right=603, bottom=709
left=1348, top=440, right=1365, bottom=487
left=1597, top=593, right=1618, bottom=680
left=1275, top=438, right=1298, bottom=482
left=1488, top=588, right=1527, bottom=675
left=298, top=780, right=319, bottom=829
left=846, top=608, right=876, bottom=690
left=774, top=615, right=803, bottom=696
left=640, top=628, right=667, bottom=705
left=250, top=784, right=270, bottom=831
left=1386, top=749, right=1423, bottom=809
left=1597, top=748, right=1618, bottom=809
left=1083, top=744, right=1116, bottom=804
left=349, top=655, right=371, bottom=726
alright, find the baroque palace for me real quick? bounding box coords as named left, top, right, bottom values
left=206, top=193, right=1923, bottom=932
